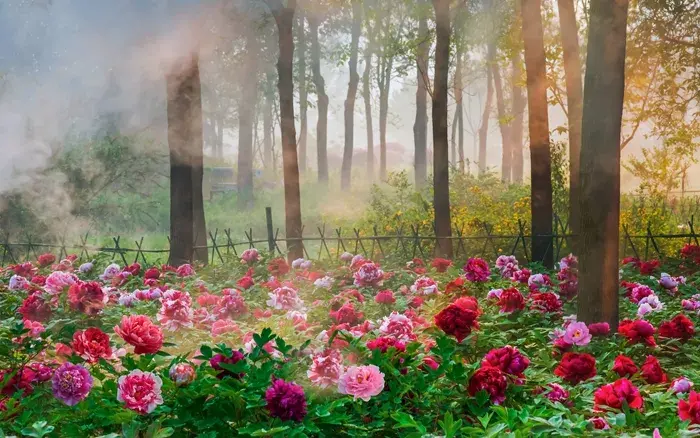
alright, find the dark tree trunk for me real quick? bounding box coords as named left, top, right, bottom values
left=264, top=72, right=274, bottom=177
left=413, top=1, right=429, bottom=187
left=522, top=0, right=553, bottom=267
left=577, top=0, right=629, bottom=329
left=378, top=55, right=392, bottom=181
left=237, top=34, right=258, bottom=209
left=511, top=1, right=525, bottom=183
left=478, top=64, right=494, bottom=176
left=297, top=11, right=308, bottom=175
left=308, top=16, right=329, bottom=185
left=492, top=63, right=511, bottom=183
left=432, top=0, right=453, bottom=258
left=341, top=0, right=362, bottom=190
left=268, top=0, right=303, bottom=261
left=167, top=54, right=207, bottom=265
left=557, top=0, right=583, bottom=253
left=363, top=6, right=375, bottom=182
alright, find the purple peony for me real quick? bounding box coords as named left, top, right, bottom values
left=51, top=363, right=93, bottom=406
left=265, top=379, right=307, bottom=422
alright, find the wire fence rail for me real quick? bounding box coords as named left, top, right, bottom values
left=1, top=208, right=699, bottom=267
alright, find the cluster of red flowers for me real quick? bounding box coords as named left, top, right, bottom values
left=434, top=296, right=480, bottom=342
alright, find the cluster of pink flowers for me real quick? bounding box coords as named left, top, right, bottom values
left=495, top=255, right=519, bottom=279
left=409, top=276, right=438, bottom=295
left=267, top=286, right=305, bottom=311
left=353, top=262, right=384, bottom=287
left=157, top=289, right=194, bottom=331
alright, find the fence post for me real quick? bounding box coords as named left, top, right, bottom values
left=265, top=207, right=275, bottom=252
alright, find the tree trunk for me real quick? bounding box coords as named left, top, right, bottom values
left=557, top=0, right=583, bottom=253
left=341, top=0, right=362, bottom=190
left=269, top=0, right=303, bottom=261
left=237, top=35, right=258, bottom=209
left=522, top=0, right=553, bottom=268
left=451, top=105, right=458, bottom=167
left=492, top=63, right=511, bottom=183
left=413, top=1, right=429, bottom=187
left=511, top=1, right=525, bottom=183
left=264, top=72, right=274, bottom=177
left=432, top=0, right=453, bottom=258
left=297, top=10, right=308, bottom=175
left=378, top=55, right=392, bottom=181
left=363, top=7, right=375, bottom=182
left=167, top=54, right=204, bottom=265
left=308, top=16, right=329, bottom=185
left=577, top=0, right=629, bottom=329
left=478, top=65, right=494, bottom=176
left=189, top=58, right=208, bottom=264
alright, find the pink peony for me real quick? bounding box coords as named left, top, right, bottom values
left=410, top=276, right=438, bottom=295
left=241, top=248, right=260, bottom=264
left=157, top=289, right=194, bottom=331
left=169, top=363, right=196, bottom=387
left=463, top=258, right=490, bottom=282
left=211, top=319, right=241, bottom=337
left=308, top=349, right=344, bottom=388
left=353, top=262, right=384, bottom=288
left=562, top=322, right=591, bottom=346
left=510, top=268, right=531, bottom=284
left=44, top=271, right=78, bottom=295
left=176, top=264, right=195, bottom=277
left=267, top=286, right=304, bottom=311
left=671, top=377, right=694, bottom=394
left=379, top=312, right=416, bottom=341
left=528, top=273, right=552, bottom=292
left=117, top=370, right=163, bottom=414
left=375, top=290, right=396, bottom=304
left=214, top=289, right=248, bottom=318
left=337, top=365, right=385, bottom=401
left=114, top=315, right=164, bottom=354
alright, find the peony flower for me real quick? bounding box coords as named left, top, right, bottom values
left=510, top=268, right=531, bottom=284
left=468, top=366, right=508, bottom=404
left=463, top=258, right=490, bottom=282
left=619, top=319, right=656, bottom=346
left=99, top=263, right=121, bottom=281
left=9, top=275, right=29, bottom=291
left=214, top=289, right=247, bottom=319
left=487, top=288, right=503, bottom=301
left=529, top=292, right=562, bottom=313
left=366, top=337, right=406, bottom=353
left=410, top=276, right=438, bottom=295
left=379, top=312, right=416, bottom=341
left=353, top=262, right=384, bottom=288
left=51, top=363, right=92, bottom=406
left=176, top=264, right=195, bottom=277
left=265, top=379, right=307, bottom=422
left=291, top=258, right=305, bottom=269
left=434, top=296, right=480, bottom=342
left=559, top=254, right=578, bottom=270
left=169, top=363, right=196, bottom=387
left=431, top=258, right=453, bottom=273
left=528, top=273, right=552, bottom=292
left=679, top=391, right=700, bottom=424
left=496, top=287, right=525, bottom=313
left=211, top=319, right=240, bottom=337
left=210, top=351, right=246, bottom=379
left=544, top=383, right=570, bottom=403
left=78, top=262, right=93, bottom=274
left=22, top=319, right=45, bottom=338
left=554, top=352, right=596, bottom=385
left=338, top=365, right=385, bottom=401
left=612, top=355, right=638, bottom=378
left=671, top=377, right=693, bottom=394
left=594, top=378, right=643, bottom=411
left=637, top=294, right=664, bottom=317
left=482, top=346, right=530, bottom=378
left=330, top=302, right=364, bottom=326
left=562, top=322, right=591, bottom=346
left=157, top=289, right=194, bottom=331
left=588, top=322, right=610, bottom=336
left=68, top=281, right=107, bottom=315
left=241, top=248, right=260, bottom=264
left=314, top=276, right=334, bottom=289
left=340, top=252, right=354, bottom=263
left=495, top=255, right=519, bottom=278
left=117, top=370, right=163, bottom=414
left=114, top=315, right=164, bottom=354
left=639, top=259, right=660, bottom=275
left=72, top=328, right=113, bottom=363
left=308, top=349, right=344, bottom=388
left=18, top=293, right=52, bottom=322
left=589, top=417, right=610, bottom=430
left=375, top=290, right=396, bottom=304
left=640, top=355, right=667, bottom=384
left=445, top=276, right=468, bottom=295
left=267, top=286, right=304, bottom=311
left=267, top=258, right=290, bottom=277
left=658, top=314, right=695, bottom=341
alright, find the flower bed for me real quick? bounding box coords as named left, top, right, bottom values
left=2, top=248, right=700, bottom=436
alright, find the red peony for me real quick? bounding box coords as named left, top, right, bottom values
left=497, top=288, right=525, bottom=313
left=366, top=337, right=406, bottom=353
left=237, top=274, right=255, bottom=290
left=444, top=277, right=468, bottom=295
left=37, top=253, right=56, bottom=267
left=619, top=319, right=656, bottom=346
left=144, top=267, right=160, bottom=280
left=594, top=378, right=643, bottom=411
left=125, top=263, right=141, bottom=276
left=678, top=390, right=700, bottom=424
left=431, top=258, right=453, bottom=273
left=463, top=258, right=490, bottom=282
left=639, top=259, right=660, bottom=275
left=68, top=281, right=106, bottom=315
left=658, top=314, right=695, bottom=341
left=681, top=244, right=700, bottom=265
left=640, top=355, right=667, bottom=384
left=554, top=352, right=596, bottom=385
left=30, top=275, right=46, bottom=286
left=612, top=355, right=638, bottom=378
left=72, top=327, right=113, bottom=363
left=529, top=292, right=562, bottom=313
left=434, top=296, right=481, bottom=342
left=267, top=258, right=290, bottom=277
left=11, top=262, right=36, bottom=278
left=329, top=302, right=364, bottom=326
left=468, top=366, right=508, bottom=404
left=18, top=294, right=52, bottom=322
left=375, top=290, right=396, bottom=304
left=114, top=315, right=164, bottom=354
left=482, top=346, right=530, bottom=377
left=588, top=322, right=611, bottom=336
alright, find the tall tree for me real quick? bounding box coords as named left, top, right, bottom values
left=266, top=0, right=304, bottom=261
left=510, top=1, right=525, bottom=183
left=478, top=62, right=494, bottom=175
left=297, top=9, right=308, bottom=174
left=308, top=13, right=329, bottom=184
left=521, top=0, right=553, bottom=267
left=263, top=71, right=275, bottom=177
left=492, top=62, right=511, bottom=182
left=237, top=33, right=258, bottom=209
left=167, top=53, right=207, bottom=265
left=432, top=0, right=453, bottom=258
left=341, top=0, right=362, bottom=190
left=557, top=0, right=583, bottom=253
left=362, top=0, right=375, bottom=182
left=577, top=0, right=629, bottom=328
left=413, top=0, right=429, bottom=187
